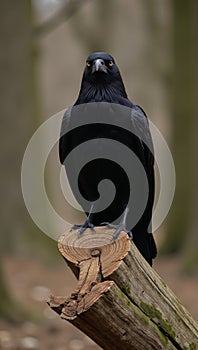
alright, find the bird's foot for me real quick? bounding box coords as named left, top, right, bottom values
left=70, top=220, right=95, bottom=236
left=101, top=222, right=132, bottom=241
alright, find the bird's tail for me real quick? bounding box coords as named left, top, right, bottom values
left=132, top=228, right=157, bottom=266
left=149, top=233, right=157, bottom=259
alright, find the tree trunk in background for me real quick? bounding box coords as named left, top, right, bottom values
left=182, top=0, right=198, bottom=273
left=0, top=0, right=57, bottom=258
left=0, top=0, right=35, bottom=252
left=0, top=0, right=34, bottom=319
left=162, top=0, right=196, bottom=257
left=0, top=0, right=57, bottom=318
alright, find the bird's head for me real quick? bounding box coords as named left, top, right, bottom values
left=84, top=52, right=120, bottom=83
left=75, top=52, right=128, bottom=104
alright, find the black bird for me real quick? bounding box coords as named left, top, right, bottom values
left=59, top=52, right=157, bottom=265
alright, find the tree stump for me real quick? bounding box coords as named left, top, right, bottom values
left=48, top=227, right=198, bottom=350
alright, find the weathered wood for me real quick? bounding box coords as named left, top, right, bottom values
left=110, top=245, right=198, bottom=349
left=48, top=228, right=198, bottom=350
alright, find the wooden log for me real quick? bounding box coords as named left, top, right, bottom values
left=47, top=227, right=198, bottom=350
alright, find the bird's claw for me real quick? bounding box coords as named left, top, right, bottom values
left=100, top=222, right=117, bottom=229
left=111, top=225, right=132, bottom=241
left=70, top=222, right=95, bottom=236
left=101, top=222, right=132, bottom=241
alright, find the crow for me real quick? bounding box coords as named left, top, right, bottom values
left=59, top=52, right=157, bottom=265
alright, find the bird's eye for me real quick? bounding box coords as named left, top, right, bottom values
left=108, top=61, right=114, bottom=67
left=86, top=61, right=91, bottom=67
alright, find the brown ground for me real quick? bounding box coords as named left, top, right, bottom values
left=0, top=254, right=197, bottom=350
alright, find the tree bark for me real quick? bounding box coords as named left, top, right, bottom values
left=48, top=228, right=198, bottom=350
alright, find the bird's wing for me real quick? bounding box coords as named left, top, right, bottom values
left=130, top=105, right=157, bottom=259
left=130, top=105, right=154, bottom=166
left=59, top=106, right=72, bottom=164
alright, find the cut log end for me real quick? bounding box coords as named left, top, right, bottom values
left=58, top=227, right=130, bottom=278
left=52, top=227, right=131, bottom=325
left=50, top=227, right=131, bottom=325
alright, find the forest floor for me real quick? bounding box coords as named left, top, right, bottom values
left=0, top=253, right=198, bottom=350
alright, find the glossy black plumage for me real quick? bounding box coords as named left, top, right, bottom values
left=59, top=52, right=157, bottom=265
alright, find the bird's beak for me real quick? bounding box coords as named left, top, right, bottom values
left=92, top=59, right=108, bottom=74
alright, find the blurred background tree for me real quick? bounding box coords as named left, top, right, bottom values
left=0, top=0, right=34, bottom=319
left=0, top=0, right=57, bottom=319
left=161, top=0, right=198, bottom=274
left=0, top=0, right=197, bottom=340
left=0, top=0, right=34, bottom=254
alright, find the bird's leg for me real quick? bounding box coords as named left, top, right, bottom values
left=101, top=207, right=133, bottom=241
left=70, top=203, right=96, bottom=236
